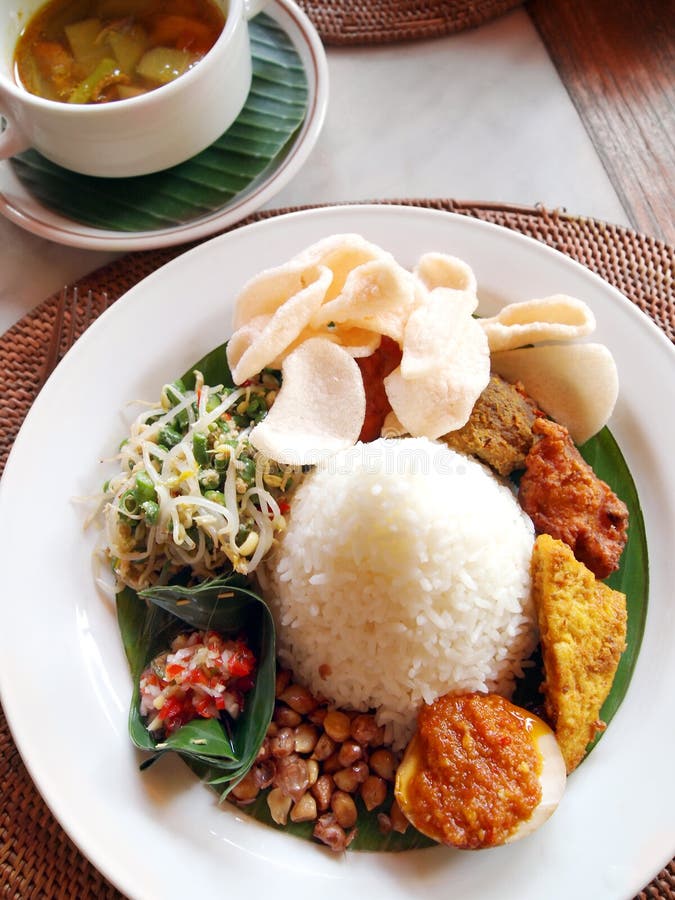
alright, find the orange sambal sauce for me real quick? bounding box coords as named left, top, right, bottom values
left=403, top=693, right=543, bottom=849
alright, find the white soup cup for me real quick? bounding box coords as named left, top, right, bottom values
left=0, top=0, right=266, bottom=177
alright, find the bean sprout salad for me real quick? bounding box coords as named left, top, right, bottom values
left=101, top=370, right=295, bottom=591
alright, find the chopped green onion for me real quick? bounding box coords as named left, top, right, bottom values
left=120, top=490, right=139, bottom=515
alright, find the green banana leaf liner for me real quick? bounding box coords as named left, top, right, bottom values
left=115, top=338, right=648, bottom=851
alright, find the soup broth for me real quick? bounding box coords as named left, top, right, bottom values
left=14, top=0, right=226, bottom=104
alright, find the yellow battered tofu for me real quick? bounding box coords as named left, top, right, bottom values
left=530, top=534, right=627, bottom=773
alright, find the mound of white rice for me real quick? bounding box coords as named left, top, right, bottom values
left=263, top=437, right=537, bottom=747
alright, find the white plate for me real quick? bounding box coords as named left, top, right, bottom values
left=0, top=0, right=328, bottom=251
left=1, top=205, right=674, bottom=900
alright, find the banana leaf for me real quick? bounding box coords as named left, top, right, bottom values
left=236, top=425, right=648, bottom=852
left=117, top=335, right=648, bottom=850
left=513, top=425, right=647, bottom=745
left=117, top=574, right=276, bottom=792
left=178, top=340, right=232, bottom=391
left=578, top=427, right=648, bottom=740
left=241, top=784, right=436, bottom=852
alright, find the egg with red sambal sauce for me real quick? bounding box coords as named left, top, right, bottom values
left=395, top=692, right=566, bottom=849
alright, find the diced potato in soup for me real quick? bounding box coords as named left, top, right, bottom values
left=14, top=0, right=225, bottom=104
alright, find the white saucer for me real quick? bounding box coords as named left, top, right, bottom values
left=0, top=0, right=328, bottom=251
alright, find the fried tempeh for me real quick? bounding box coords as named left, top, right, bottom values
left=531, top=534, right=627, bottom=773
left=441, top=374, right=538, bottom=476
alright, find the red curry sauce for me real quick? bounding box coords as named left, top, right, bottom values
left=356, top=335, right=402, bottom=441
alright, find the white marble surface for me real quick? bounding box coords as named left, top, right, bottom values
left=0, top=7, right=630, bottom=335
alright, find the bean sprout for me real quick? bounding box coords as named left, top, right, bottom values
left=101, top=371, right=296, bottom=591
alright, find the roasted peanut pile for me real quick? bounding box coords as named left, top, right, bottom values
left=230, top=669, right=410, bottom=850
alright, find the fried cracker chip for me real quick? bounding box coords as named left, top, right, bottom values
left=292, top=233, right=395, bottom=301
left=385, top=292, right=490, bottom=439
left=311, top=325, right=382, bottom=359
left=311, top=258, right=417, bottom=343
left=400, top=287, right=478, bottom=380
left=233, top=234, right=393, bottom=330
left=481, top=295, right=596, bottom=352
left=249, top=338, right=366, bottom=465
left=232, top=264, right=326, bottom=331
left=491, top=342, right=618, bottom=444
left=414, top=252, right=477, bottom=294
left=269, top=325, right=381, bottom=368
left=226, top=314, right=271, bottom=375
left=228, top=266, right=332, bottom=384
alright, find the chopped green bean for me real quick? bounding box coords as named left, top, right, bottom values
left=247, top=394, right=267, bottom=422
left=161, top=381, right=189, bottom=429
left=134, top=470, right=157, bottom=502
left=159, top=425, right=182, bottom=449
left=204, top=490, right=226, bottom=505
left=162, top=381, right=185, bottom=405
left=239, top=457, right=257, bottom=485
left=193, top=431, right=210, bottom=466
left=235, top=525, right=251, bottom=546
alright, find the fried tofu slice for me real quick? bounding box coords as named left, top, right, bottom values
left=531, top=533, right=627, bottom=773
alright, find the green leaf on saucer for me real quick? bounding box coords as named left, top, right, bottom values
left=10, top=14, right=308, bottom=232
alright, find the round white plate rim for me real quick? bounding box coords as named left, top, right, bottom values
left=0, top=0, right=328, bottom=251
left=0, top=205, right=673, bottom=900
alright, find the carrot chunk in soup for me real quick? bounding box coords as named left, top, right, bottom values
left=14, top=0, right=225, bottom=104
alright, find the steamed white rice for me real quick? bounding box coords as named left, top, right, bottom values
left=262, top=437, right=537, bottom=747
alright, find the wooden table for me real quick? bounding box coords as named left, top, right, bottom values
left=528, top=0, right=674, bottom=245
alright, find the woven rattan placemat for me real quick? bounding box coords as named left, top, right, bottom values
left=1, top=200, right=673, bottom=899
left=295, top=0, right=524, bottom=45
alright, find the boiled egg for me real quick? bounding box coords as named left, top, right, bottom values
left=394, top=692, right=566, bottom=850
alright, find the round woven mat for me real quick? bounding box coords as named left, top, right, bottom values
left=1, top=200, right=673, bottom=899
left=295, top=0, right=524, bottom=45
